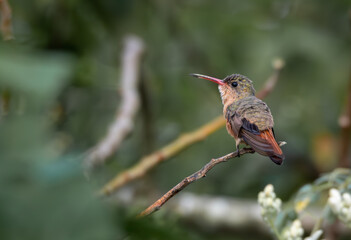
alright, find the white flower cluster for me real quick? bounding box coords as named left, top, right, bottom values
left=283, top=221, right=324, bottom=240
left=258, top=184, right=282, bottom=218
left=328, top=188, right=351, bottom=227
left=258, top=185, right=324, bottom=240
left=282, top=220, right=304, bottom=240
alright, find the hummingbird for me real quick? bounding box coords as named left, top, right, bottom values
left=191, top=73, right=284, bottom=165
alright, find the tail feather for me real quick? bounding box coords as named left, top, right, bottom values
left=241, top=128, right=284, bottom=165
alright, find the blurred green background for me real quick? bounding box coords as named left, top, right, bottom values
left=0, top=0, right=350, bottom=239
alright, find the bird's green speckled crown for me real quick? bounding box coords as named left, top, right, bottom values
left=223, top=74, right=252, bottom=84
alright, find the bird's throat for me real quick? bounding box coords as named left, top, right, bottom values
left=218, top=85, right=255, bottom=115
left=218, top=85, right=238, bottom=114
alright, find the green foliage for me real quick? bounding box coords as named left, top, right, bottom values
left=1, top=0, right=350, bottom=239
left=258, top=170, right=351, bottom=239
left=0, top=45, right=122, bottom=240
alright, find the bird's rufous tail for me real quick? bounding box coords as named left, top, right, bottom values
left=241, top=128, right=284, bottom=165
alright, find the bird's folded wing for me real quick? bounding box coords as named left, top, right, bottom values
left=239, top=119, right=284, bottom=165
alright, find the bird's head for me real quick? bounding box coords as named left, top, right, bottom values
left=191, top=73, right=256, bottom=105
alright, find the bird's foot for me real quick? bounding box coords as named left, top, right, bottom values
left=235, top=148, right=240, bottom=157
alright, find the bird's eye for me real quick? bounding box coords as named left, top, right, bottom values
left=232, top=82, right=238, bottom=87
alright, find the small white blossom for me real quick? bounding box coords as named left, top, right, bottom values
left=258, top=184, right=282, bottom=223
left=264, top=184, right=274, bottom=195
left=343, top=192, right=351, bottom=205
left=328, top=188, right=351, bottom=227
left=258, top=185, right=322, bottom=240
left=282, top=219, right=304, bottom=240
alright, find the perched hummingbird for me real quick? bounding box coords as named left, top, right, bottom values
left=191, top=73, right=284, bottom=165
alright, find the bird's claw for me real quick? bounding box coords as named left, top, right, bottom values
left=235, top=149, right=240, bottom=157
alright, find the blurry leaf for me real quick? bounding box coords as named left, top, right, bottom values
left=0, top=44, right=73, bottom=105
left=297, top=184, right=313, bottom=195
left=294, top=184, right=318, bottom=211
left=275, top=209, right=297, bottom=233
left=314, top=174, right=331, bottom=185
left=295, top=184, right=313, bottom=201
left=324, top=205, right=338, bottom=224
left=315, top=168, right=351, bottom=186
left=275, top=211, right=287, bottom=231
left=295, top=198, right=310, bottom=213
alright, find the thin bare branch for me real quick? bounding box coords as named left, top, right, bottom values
left=99, top=58, right=285, bottom=195
left=85, top=36, right=144, bottom=168
left=137, top=148, right=255, bottom=217
left=138, top=142, right=286, bottom=217
left=0, top=0, right=13, bottom=40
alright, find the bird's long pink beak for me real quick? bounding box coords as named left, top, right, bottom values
left=190, top=73, right=224, bottom=85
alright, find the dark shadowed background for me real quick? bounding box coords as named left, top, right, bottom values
left=0, top=0, right=350, bottom=239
